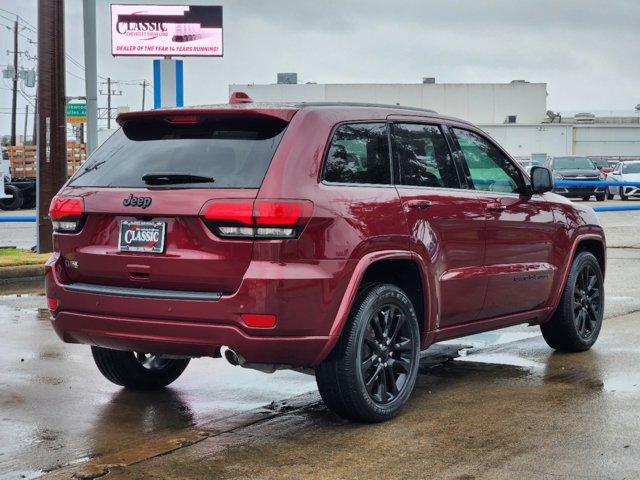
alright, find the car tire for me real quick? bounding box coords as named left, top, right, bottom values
left=621, top=190, right=629, bottom=201
left=315, top=283, right=421, bottom=423
left=0, top=185, right=24, bottom=211
left=540, top=251, right=604, bottom=352
left=595, top=194, right=606, bottom=202
left=22, top=194, right=36, bottom=209
left=581, top=196, right=590, bottom=201
left=91, top=346, right=190, bottom=390
left=606, top=192, right=614, bottom=200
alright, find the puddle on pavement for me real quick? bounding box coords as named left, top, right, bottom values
left=441, top=329, right=541, bottom=349
left=455, top=351, right=543, bottom=370
left=603, top=376, right=640, bottom=393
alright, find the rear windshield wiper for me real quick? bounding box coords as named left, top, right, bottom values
left=141, top=172, right=215, bottom=185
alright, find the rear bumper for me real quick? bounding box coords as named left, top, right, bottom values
left=45, top=253, right=353, bottom=367
left=51, top=311, right=329, bottom=365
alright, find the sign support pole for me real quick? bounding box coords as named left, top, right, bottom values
left=153, top=58, right=184, bottom=109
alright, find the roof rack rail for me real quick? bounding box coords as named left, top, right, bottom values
left=298, top=101, right=438, bottom=114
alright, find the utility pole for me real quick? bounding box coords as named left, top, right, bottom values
left=23, top=105, right=29, bottom=144
left=83, top=0, right=98, bottom=154
left=141, top=80, right=146, bottom=110
left=37, top=0, right=67, bottom=253
left=32, top=97, right=37, bottom=145
left=100, top=77, right=122, bottom=129
left=107, top=77, right=111, bottom=129
left=11, top=20, right=18, bottom=146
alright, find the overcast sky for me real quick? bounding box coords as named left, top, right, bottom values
left=1, top=0, right=639, bottom=137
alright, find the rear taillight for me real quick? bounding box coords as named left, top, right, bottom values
left=201, top=199, right=313, bottom=239
left=47, top=297, right=59, bottom=311
left=49, top=195, right=84, bottom=233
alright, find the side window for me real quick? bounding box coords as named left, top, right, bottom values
left=392, top=123, right=460, bottom=188
left=323, top=123, right=390, bottom=185
left=451, top=128, right=523, bottom=194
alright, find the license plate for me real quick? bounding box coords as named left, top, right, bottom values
left=118, top=220, right=166, bottom=253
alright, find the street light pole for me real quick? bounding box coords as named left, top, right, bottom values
left=37, top=0, right=67, bottom=253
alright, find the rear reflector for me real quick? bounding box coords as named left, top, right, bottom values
left=241, top=314, right=276, bottom=328
left=200, top=199, right=313, bottom=239
left=47, top=297, right=58, bottom=312
left=49, top=196, right=84, bottom=233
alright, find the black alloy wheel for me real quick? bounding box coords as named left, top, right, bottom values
left=541, top=251, right=604, bottom=352
left=572, top=263, right=603, bottom=340
left=360, top=303, right=415, bottom=405
left=315, top=283, right=420, bottom=422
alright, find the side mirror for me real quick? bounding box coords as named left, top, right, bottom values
left=530, top=166, right=554, bottom=194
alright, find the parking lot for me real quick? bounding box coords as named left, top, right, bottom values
left=1, top=205, right=640, bottom=479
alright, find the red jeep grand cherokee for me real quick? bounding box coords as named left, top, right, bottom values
left=45, top=99, right=606, bottom=422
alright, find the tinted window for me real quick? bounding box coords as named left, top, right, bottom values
left=451, top=128, right=523, bottom=194
left=68, top=117, right=287, bottom=188
left=392, top=123, right=459, bottom=188
left=323, top=123, right=391, bottom=184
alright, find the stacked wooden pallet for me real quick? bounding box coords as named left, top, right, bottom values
left=7, top=142, right=87, bottom=178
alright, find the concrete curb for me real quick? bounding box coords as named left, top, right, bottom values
left=0, top=264, right=44, bottom=284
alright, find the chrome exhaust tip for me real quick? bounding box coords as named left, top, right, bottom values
left=223, top=347, right=243, bottom=366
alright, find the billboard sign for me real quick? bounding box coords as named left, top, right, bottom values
left=111, top=5, right=223, bottom=57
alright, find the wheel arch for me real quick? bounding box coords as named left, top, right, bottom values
left=311, top=250, right=431, bottom=365
left=546, top=233, right=606, bottom=322
left=575, top=237, right=606, bottom=278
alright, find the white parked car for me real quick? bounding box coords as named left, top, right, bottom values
left=606, top=161, right=640, bottom=200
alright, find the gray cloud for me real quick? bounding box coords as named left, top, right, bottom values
left=1, top=0, right=639, bottom=136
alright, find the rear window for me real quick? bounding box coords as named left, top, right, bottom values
left=68, top=116, right=288, bottom=188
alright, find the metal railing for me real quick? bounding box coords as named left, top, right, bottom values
left=554, top=180, right=640, bottom=212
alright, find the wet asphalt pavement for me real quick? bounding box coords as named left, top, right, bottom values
left=2, top=209, right=640, bottom=479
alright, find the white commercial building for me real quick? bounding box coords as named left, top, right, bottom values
left=229, top=79, right=640, bottom=160
left=230, top=81, right=547, bottom=125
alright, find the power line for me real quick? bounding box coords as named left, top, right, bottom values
left=0, top=7, right=107, bottom=81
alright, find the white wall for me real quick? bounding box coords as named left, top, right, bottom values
left=229, top=82, right=547, bottom=124
left=573, top=126, right=640, bottom=157
left=480, top=124, right=573, bottom=157
left=481, top=124, right=640, bottom=158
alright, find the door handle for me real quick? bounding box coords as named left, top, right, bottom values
left=486, top=202, right=506, bottom=212
left=406, top=199, right=432, bottom=209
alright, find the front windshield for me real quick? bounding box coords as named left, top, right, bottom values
left=622, top=163, right=640, bottom=174
left=554, top=157, right=595, bottom=170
